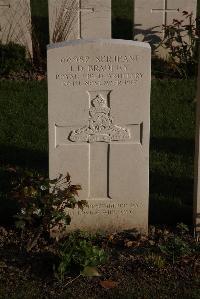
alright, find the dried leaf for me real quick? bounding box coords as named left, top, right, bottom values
left=140, top=235, right=148, bottom=242
left=149, top=240, right=155, bottom=246
left=100, top=280, right=118, bottom=289
left=66, top=172, right=71, bottom=182
left=7, top=167, right=17, bottom=173
left=75, top=184, right=82, bottom=190
left=124, top=240, right=140, bottom=248
left=81, top=266, right=101, bottom=277
left=108, top=233, right=116, bottom=241
left=124, top=240, right=133, bottom=247
left=36, top=75, right=45, bottom=81
left=77, top=200, right=88, bottom=210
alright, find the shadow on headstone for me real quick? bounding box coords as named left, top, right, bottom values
left=133, top=25, right=162, bottom=53
left=196, top=213, right=200, bottom=230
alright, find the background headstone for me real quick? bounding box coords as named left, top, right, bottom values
left=134, top=0, right=197, bottom=57
left=194, top=59, right=200, bottom=239
left=48, top=0, right=111, bottom=43
left=48, top=39, right=151, bottom=232
left=0, top=0, right=33, bottom=57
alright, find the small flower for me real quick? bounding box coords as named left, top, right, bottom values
left=33, top=208, right=42, bottom=216
left=40, top=185, right=47, bottom=191
left=21, top=208, right=26, bottom=215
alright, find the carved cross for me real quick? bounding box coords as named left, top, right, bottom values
left=0, top=2, right=10, bottom=32
left=0, top=3, right=10, bottom=7
left=65, top=0, right=94, bottom=39
left=56, top=90, right=142, bottom=200
left=151, top=0, right=179, bottom=35
left=0, top=0, right=10, bottom=8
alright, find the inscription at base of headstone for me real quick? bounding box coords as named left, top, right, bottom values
left=134, top=0, right=197, bottom=58
left=0, top=0, right=32, bottom=57
left=48, top=0, right=111, bottom=43
left=48, top=39, right=151, bottom=232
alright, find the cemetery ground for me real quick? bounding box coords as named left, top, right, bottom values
left=0, top=79, right=200, bottom=298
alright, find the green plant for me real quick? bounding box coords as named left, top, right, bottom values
left=158, top=234, right=191, bottom=264
left=11, top=169, right=87, bottom=251
left=159, top=11, right=200, bottom=78
left=144, top=253, right=166, bottom=269
left=0, top=42, right=32, bottom=75
left=56, top=231, right=107, bottom=281
left=176, top=222, right=190, bottom=235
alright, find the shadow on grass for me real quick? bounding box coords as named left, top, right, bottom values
left=0, top=136, right=194, bottom=226
left=149, top=172, right=193, bottom=225
left=30, top=0, right=49, bottom=65
left=0, top=145, right=48, bottom=226
left=0, top=168, right=20, bottom=226
left=0, top=144, right=48, bottom=171
left=32, top=15, right=49, bottom=60
left=151, top=137, right=195, bottom=156
left=0, top=195, right=19, bottom=226
left=150, top=136, right=194, bottom=225
left=112, top=0, right=133, bottom=39
left=112, top=18, right=133, bottom=40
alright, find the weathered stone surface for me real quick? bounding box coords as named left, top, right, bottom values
left=134, top=0, right=197, bottom=57
left=48, top=39, right=151, bottom=233
left=48, top=0, right=111, bottom=43
left=0, top=0, right=32, bottom=57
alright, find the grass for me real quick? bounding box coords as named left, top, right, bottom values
left=0, top=80, right=48, bottom=170
left=150, top=80, right=196, bottom=224
left=0, top=79, right=196, bottom=226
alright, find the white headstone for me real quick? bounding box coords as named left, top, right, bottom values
left=194, top=60, right=200, bottom=239
left=0, top=0, right=33, bottom=57
left=48, top=0, right=111, bottom=43
left=48, top=39, right=151, bottom=233
left=134, top=0, right=197, bottom=57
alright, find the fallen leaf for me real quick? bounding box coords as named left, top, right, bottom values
left=124, top=240, right=140, bottom=248
left=100, top=280, right=118, bottom=289
left=108, top=233, right=116, bottom=241
left=36, top=75, right=45, bottom=81
left=149, top=240, right=155, bottom=246
left=7, top=167, right=17, bottom=173
left=140, top=235, right=148, bottom=242
left=163, top=229, right=170, bottom=236
left=81, top=266, right=101, bottom=277
left=125, top=240, right=134, bottom=247
left=0, top=261, right=7, bottom=268
left=194, top=259, right=200, bottom=272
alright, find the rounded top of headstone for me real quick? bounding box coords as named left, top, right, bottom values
left=47, top=39, right=151, bottom=51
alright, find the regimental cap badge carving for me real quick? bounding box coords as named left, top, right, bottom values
left=69, top=92, right=130, bottom=143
